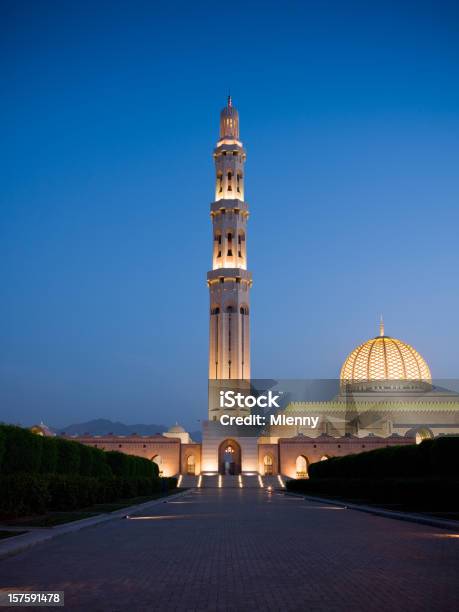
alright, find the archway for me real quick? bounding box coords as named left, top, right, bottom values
left=295, top=455, right=308, bottom=479
left=152, top=455, right=163, bottom=476
left=186, top=454, right=195, bottom=475
left=218, top=439, right=242, bottom=475
left=415, top=428, right=434, bottom=445
left=263, top=454, right=273, bottom=475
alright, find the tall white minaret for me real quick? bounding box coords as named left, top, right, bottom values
left=207, top=97, right=252, bottom=389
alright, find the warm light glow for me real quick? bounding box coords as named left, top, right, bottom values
left=218, top=474, right=222, bottom=488
left=177, top=474, right=183, bottom=487
left=258, top=474, right=264, bottom=488
left=340, top=332, right=431, bottom=383
left=277, top=475, right=285, bottom=488
left=197, top=475, right=202, bottom=488
left=238, top=474, right=243, bottom=488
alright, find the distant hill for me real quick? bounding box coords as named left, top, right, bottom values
left=54, top=418, right=202, bottom=441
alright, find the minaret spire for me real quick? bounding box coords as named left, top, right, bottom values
left=379, top=315, right=385, bottom=337
left=207, top=97, right=251, bottom=406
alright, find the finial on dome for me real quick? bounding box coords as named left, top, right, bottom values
left=228, top=93, right=232, bottom=107
left=379, top=315, right=385, bottom=337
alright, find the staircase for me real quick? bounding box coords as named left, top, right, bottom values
left=178, top=473, right=287, bottom=489
left=178, top=474, right=199, bottom=488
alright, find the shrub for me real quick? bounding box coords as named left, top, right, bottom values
left=285, top=476, right=459, bottom=511
left=429, top=437, right=459, bottom=476
left=89, top=447, right=112, bottom=479
left=105, top=451, right=130, bottom=477
left=0, top=425, right=43, bottom=474
left=0, top=428, right=5, bottom=471
left=47, top=475, right=104, bottom=511
left=40, top=437, right=58, bottom=474
left=78, top=444, right=93, bottom=477
left=54, top=438, right=81, bottom=475
left=308, top=437, right=459, bottom=480
left=0, top=474, right=50, bottom=517
left=164, top=477, right=177, bottom=491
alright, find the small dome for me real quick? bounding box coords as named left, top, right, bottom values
left=220, top=96, right=239, bottom=139
left=168, top=424, right=185, bottom=434
left=340, top=320, right=431, bottom=384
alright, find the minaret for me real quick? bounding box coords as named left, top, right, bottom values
left=207, top=97, right=252, bottom=391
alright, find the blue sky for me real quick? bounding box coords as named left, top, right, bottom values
left=1, top=0, right=458, bottom=429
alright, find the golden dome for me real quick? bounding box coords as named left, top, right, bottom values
left=340, top=319, right=431, bottom=383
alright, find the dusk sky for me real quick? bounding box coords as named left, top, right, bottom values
left=1, top=1, right=458, bottom=430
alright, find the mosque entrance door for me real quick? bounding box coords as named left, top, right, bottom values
left=218, top=439, right=242, bottom=475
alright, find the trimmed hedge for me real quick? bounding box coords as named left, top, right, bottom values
left=308, top=437, right=459, bottom=480
left=0, top=425, right=43, bottom=474
left=0, top=473, right=176, bottom=516
left=40, top=437, right=58, bottom=474
left=0, top=428, right=5, bottom=470
left=285, top=476, right=459, bottom=510
left=0, top=425, right=175, bottom=517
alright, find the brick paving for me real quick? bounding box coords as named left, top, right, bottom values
left=1, top=489, right=458, bottom=611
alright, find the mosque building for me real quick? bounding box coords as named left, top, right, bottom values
left=43, top=98, right=459, bottom=485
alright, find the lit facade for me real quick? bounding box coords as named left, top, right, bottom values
left=62, top=99, right=459, bottom=483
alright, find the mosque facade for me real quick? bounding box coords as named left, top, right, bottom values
left=46, top=99, right=459, bottom=483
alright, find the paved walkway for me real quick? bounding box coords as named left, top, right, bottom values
left=1, top=489, right=458, bottom=611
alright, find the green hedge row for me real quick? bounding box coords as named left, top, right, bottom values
left=285, top=476, right=459, bottom=511
left=0, top=474, right=177, bottom=517
left=308, top=437, right=459, bottom=479
left=0, top=425, right=159, bottom=480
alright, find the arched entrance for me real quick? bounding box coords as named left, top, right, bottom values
left=186, top=454, right=195, bottom=475
left=218, top=439, right=242, bottom=475
left=263, top=454, right=273, bottom=475
left=296, top=455, right=308, bottom=479
left=415, top=428, right=434, bottom=445
left=152, top=455, right=163, bottom=476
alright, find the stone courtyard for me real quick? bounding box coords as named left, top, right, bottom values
left=1, top=489, right=458, bottom=611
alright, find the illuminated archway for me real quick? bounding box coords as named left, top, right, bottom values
left=186, top=454, right=195, bottom=475
left=415, top=428, right=434, bottom=445
left=263, top=454, right=273, bottom=475
left=218, top=439, right=242, bottom=475
left=295, top=455, right=308, bottom=479
left=152, top=455, right=163, bottom=476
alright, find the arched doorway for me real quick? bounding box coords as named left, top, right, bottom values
left=296, top=455, right=308, bottom=479
left=218, top=439, right=242, bottom=475
left=152, top=455, right=163, bottom=476
left=186, top=454, right=195, bottom=475
left=263, top=454, right=273, bottom=475
left=415, top=428, right=434, bottom=445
